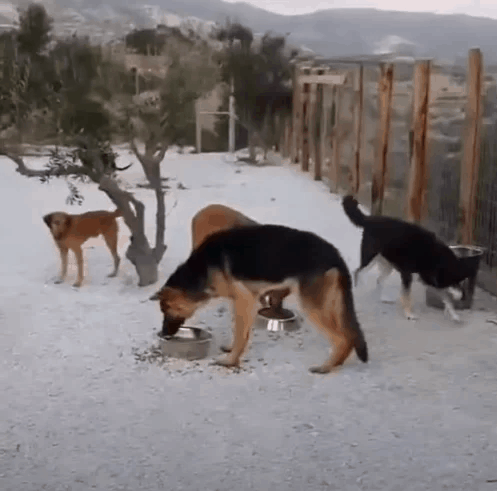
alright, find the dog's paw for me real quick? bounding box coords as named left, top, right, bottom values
left=211, top=355, right=239, bottom=368
left=72, top=282, right=82, bottom=288
left=444, top=307, right=462, bottom=324
left=54, top=278, right=64, bottom=284
left=219, top=344, right=233, bottom=353
left=107, top=272, right=118, bottom=278
left=308, top=364, right=332, bottom=374
left=405, top=312, right=419, bottom=321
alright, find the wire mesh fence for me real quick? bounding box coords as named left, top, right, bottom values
left=288, top=58, right=497, bottom=296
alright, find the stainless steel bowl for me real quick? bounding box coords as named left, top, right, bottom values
left=255, top=307, right=300, bottom=332
left=157, top=327, right=213, bottom=360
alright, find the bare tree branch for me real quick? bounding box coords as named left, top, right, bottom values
left=129, top=137, right=148, bottom=167
left=0, top=144, right=89, bottom=179
left=98, top=175, right=144, bottom=236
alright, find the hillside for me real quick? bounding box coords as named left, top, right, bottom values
left=2, top=0, right=497, bottom=63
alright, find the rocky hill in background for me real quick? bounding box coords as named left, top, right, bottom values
left=1, top=0, right=497, bottom=63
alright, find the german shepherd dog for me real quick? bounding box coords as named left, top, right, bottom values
left=43, top=209, right=122, bottom=287
left=150, top=204, right=291, bottom=309
left=153, top=224, right=368, bottom=373
left=342, top=195, right=475, bottom=323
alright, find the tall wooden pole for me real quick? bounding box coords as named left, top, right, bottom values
left=371, top=63, right=394, bottom=216
left=460, top=48, right=484, bottom=245
left=301, top=72, right=310, bottom=172
left=330, top=85, right=342, bottom=193
left=351, top=64, right=364, bottom=195
left=320, top=85, right=329, bottom=183
left=308, top=80, right=318, bottom=177
left=228, top=77, right=235, bottom=154
left=291, top=64, right=301, bottom=163
left=407, top=60, right=431, bottom=223
left=314, top=82, right=324, bottom=180
left=195, top=100, right=201, bottom=154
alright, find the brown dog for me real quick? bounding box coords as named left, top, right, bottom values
left=43, top=209, right=122, bottom=287
left=150, top=204, right=291, bottom=308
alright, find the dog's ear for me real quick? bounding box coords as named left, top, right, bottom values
left=149, top=289, right=162, bottom=301
left=43, top=213, right=53, bottom=228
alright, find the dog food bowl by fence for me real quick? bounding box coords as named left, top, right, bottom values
left=255, top=307, right=300, bottom=332
left=425, top=245, right=485, bottom=311
left=157, top=327, right=213, bottom=360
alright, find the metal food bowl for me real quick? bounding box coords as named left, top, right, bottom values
left=255, top=307, right=300, bottom=332
left=157, top=327, right=213, bottom=360
left=425, top=245, right=484, bottom=311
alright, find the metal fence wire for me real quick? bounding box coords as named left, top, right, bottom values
left=475, top=114, right=497, bottom=269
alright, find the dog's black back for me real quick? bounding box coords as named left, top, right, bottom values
left=342, top=195, right=475, bottom=289
left=166, top=224, right=352, bottom=293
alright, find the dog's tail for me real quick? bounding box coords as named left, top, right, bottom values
left=342, top=274, right=368, bottom=363
left=342, top=195, right=367, bottom=228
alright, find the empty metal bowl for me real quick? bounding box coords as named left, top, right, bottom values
left=157, top=327, right=213, bottom=360
left=255, top=307, right=300, bottom=332
left=425, top=245, right=484, bottom=311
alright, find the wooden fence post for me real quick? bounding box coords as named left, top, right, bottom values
left=460, top=48, right=484, bottom=245
left=371, top=63, right=394, bottom=215
left=291, top=64, right=301, bottom=163
left=309, top=80, right=318, bottom=175
left=330, top=85, right=342, bottom=193
left=195, top=100, right=201, bottom=154
left=314, top=82, right=324, bottom=180
left=406, top=59, right=431, bottom=223
left=301, top=69, right=311, bottom=172
left=351, top=64, right=364, bottom=195
left=309, top=79, right=318, bottom=181
left=320, top=85, right=329, bottom=183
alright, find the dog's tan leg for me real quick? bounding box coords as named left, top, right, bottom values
left=300, top=270, right=355, bottom=373
left=220, top=308, right=236, bottom=353
left=103, top=227, right=120, bottom=278
left=400, top=289, right=418, bottom=321
left=54, top=246, right=68, bottom=284
left=301, top=306, right=354, bottom=374
left=72, top=245, right=84, bottom=288
left=215, top=282, right=258, bottom=367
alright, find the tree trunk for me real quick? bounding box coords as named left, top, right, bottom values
left=125, top=235, right=158, bottom=286
left=129, top=138, right=169, bottom=264
left=98, top=175, right=159, bottom=287
left=153, top=186, right=167, bottom=263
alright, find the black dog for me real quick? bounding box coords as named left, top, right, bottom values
left=342, top=195, right=475, bottom=322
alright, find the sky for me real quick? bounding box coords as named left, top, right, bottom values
left=223, top=0, right=497, bottom=19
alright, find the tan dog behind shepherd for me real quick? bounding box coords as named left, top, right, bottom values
left=43, top=209, right=122, bottom=287
left=150, top=204, right=291, bottom=307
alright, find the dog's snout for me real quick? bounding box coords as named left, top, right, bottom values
left=161, top=314, right=185, bottom=337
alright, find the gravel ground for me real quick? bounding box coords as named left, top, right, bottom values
left=1, top=150, right=496, bottom=491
